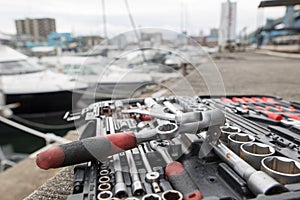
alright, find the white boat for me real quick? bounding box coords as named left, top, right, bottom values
left=38, top=55, right=153, bottom=100
left=0, top=46, right=88, bottom=115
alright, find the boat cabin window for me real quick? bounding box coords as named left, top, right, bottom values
left=0, top=60, right=44, bottom=75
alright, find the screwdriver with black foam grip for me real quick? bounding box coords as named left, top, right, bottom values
left=36, top=128, right=157, bottom=170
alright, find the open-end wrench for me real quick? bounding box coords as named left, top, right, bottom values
left=150, top=140, right=203, bottom=200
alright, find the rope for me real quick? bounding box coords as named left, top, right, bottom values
left=11, top=115, right=75, bottom=130
left=0, top=115, right=70, bottom=144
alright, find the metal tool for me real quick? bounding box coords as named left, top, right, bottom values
left=113, top=153, right=128, bottom=198
left=213, top=142, right=286, bottom=195
left=162, top=190, right=183, bottom=200
left=227, top=133, right=255, bottom=155
left=97, top=191, right=113, bottom=200
left=99, top=176, right=111, bottom=184
left=125, top=149, right=145, bottom=196
left=36, top=99, right=225, bottom=169
left=163, top=100, right=225, bottom=157
left=108, top=117, right=129, bottom=199
left=98, top=183, right=111, bottom=191
left=150, top=140, right=203, bottom=200
left=99, top=170, right=110, bottom=176
left=261, top=156, right=300, bottom=184
left=123, top=98, right=222, bottom=125
left=240, top=142, right=275, bottom=170
left=142, top=193, right=161, bottom=200
left=219, top=125, right=241, bottom=143
left=138, top=144, right=161, bottom=193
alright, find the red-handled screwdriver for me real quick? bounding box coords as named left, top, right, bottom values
left=246, top=106, right=283, bottom=121
left=36, top=132, right=138, bottom=169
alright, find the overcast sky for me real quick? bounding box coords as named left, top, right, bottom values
left=0, top=0, right=286, bottom=37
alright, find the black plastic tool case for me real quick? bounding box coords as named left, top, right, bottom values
left=66, top=95, right=300, bottom=200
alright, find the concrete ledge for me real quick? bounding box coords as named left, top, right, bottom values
left=0, top=130, right=78, bottom=200
left=25, top=166, right=73, bottom=200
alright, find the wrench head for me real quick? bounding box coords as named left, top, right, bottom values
left=156, top=123, right=179, bottom=140
left=149, top=140, right=170, bottom=151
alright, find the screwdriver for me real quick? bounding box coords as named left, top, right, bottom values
left=36, top=131, right=139, bottom=169
left=243, top=105, right=283, bottom=121
left=264, top=106, right=300, bottom=121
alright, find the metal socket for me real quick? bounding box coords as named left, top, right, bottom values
left=100, top=164, right=108, bottom=170
left=97, top=191, right=113, bottom=200
left=220, top=125, right=241, bottom=143
left=132, top=181, right=145, bottom=196
left=240, top=142, right=275, bottom=170
left=145, top=172, right=160, bottom=183
left=142, top=193, right=162, bottom=200
left=162, top=190, right=183, bottom=200
left=114, top=182, right=128, bottom=198
left=261, top=156, right=300, bottom=184
left=99, top=176, right=111, bottom=183
left=214, top=143, right=287, bottom=195
left=98, top=183, right=111, bottom=191
left=228, top=133, right=255, bottom=155
left=156, top=123, right=179, bottom=140
left=100, top=169, right=110, bottom=176
left=247, top=171, right=287, bottom=195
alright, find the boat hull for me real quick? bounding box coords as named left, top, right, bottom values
left=5, top=90, right=83, bottom=114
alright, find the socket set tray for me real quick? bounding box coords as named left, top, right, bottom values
left=64, top=95, right=300, bottom=200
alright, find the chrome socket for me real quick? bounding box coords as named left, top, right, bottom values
left=97, top=191, right=113, bottom=200
left=145, top=172, right=160, bottom=183
left=100, top=164, right=109, bottom=170
left=214, top=142, right=287, bottom=195
left=162, top=190, right=183, bottom=200
left=261, top=156, right=300, bottom=184
left=247, top=171, right=287, bottom=195
left=220, top=125, right=241, bottom=143
left=114, top=182, right=128, bottom=199
left=98, top=183, right=111, bottom=191
left=142, top=193, right=162, bottom=200
left=132, top=180, right=145, bottom=196
left=146, top=172, right=161, bottom=193
left=240, top=142, right=275, bottom=170
left=228, top=133, right=255, bottom=155
left=99, top=176, right=111, bottom=184
left=99, top=169, right=110, bottom=176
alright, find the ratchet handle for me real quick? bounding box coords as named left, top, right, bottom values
left=166, top=161, right=203, bottom=200
left=36, top=132, right=137, bottom=169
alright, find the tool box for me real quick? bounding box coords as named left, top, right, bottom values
left=58, top=95, right=300, bottom=200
